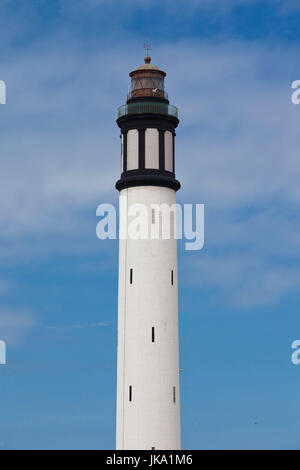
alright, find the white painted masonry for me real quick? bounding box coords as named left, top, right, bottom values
left=164, top=131, right=173, bottom=172
left=145, top=128, right=159, bottom=169
left=116, top=185, right=181, bottom=450
left=127, top=130, right=139, bottom=170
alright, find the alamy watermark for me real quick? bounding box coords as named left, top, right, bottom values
left=291, top=340, right=300, bottom=365
left=96, top=199, right=204, bottom=251
left=291, top=80, right=300, bottom=105
left=0, top=80, right=6, bottom=104
left=0, top=340, right=6, bottom=365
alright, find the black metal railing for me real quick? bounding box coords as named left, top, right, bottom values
left=117, top=101, right=178, bottom=119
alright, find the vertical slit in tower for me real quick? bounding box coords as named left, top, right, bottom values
left=152, top=327, right=155, bottom=343
left=173, top=386, right=176, bottom=403
left=130, top=268, right=133, bottom=285
left=129, top=386, right=132, bottom=402
left=171, top=270, right=174, bottom=286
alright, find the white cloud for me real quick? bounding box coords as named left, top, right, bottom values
left=46, top=321, right=109, bottom=331
left=0, top=16, right=299, bottom=308
left=166, top=41, right=300, bottom=308
left=0, top=309, right=37, bottom=346
left=275, top=0, right=300, bottom=13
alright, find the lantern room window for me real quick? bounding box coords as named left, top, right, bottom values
left=131, top=77, right=164, bottom=92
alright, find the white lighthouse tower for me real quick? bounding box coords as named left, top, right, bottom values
left=115, top=54, right=181, bottom=450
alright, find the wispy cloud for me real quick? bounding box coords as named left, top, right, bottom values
left=170, top=40, right=300, bottom=307
left=47, top=322, right=109, bottom=331
left=0, top=2, right=299, bottom=309
left=0, top=309, right=37, bottom=345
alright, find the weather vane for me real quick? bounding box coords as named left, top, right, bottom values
left=143, top=41, right=151, bottom=56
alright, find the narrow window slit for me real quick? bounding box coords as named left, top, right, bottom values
left=129, top=386, right=132, bottom=402
left=171, top=270, right=174, bottom=286
left=152, top=327, right=155, bottom=343
left=130, top=269, right=133, bottom=284
left=173, top=386, right=176, bottom=403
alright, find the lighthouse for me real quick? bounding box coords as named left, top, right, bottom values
left=115, top=54, right=181, bottom=450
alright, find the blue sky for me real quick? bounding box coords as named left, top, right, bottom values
left=0, top=0, right=300, bottom=449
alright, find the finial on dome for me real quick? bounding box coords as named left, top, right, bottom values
left=143, top=40, right=152, bottom=62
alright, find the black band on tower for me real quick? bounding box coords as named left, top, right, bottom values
left=117, top=114, right=178, bottom=133
left=116, top=174, right=181, bottom=192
